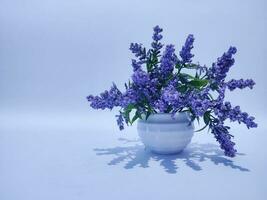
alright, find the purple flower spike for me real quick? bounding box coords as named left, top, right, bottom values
left=129, top=43, right=146, bottom=60
left=209, top=46, right=237, bottom=84
left=132, top=69, right=150, bottom=86
left=151, top=25, right=163, bottom=51
left=227, top=79, right=255, bottom=91
left=180, top=34, right=194, bottom=63
left=87, top=83, right=122, bottom=110
left=131, top=59, right=142, bottom=71
left=160, top=45, right=177, bottom=77
left=211, top=122, right=236, bottom=157
left=152, top=25, right=163, bottom=42
left=116, top=114, right=125, bottom=130
left=162, top=85, right=182, bottom=106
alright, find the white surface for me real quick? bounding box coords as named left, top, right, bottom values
left=138, top=113, right=194, bottom=154
left=0, top=111, right=266, bottom=200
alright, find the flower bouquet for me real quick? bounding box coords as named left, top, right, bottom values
left=87, top=26, right=257, bottom=157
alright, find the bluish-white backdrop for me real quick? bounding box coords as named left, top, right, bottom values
left=0, top=0, right=267, bottom=200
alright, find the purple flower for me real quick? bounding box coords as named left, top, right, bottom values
left=131, top=69, right=160, bottom=107
left=226, top=79, right=255, bottom=91
left=214, top=101, right=231, bottom=120
left=152, top=25, right=163, bottom=41
left=191, top=99, right=211, bottom=116
left=214, top=101, right=258, bottom=129
left=208, top=47, right=237, bottom=84
left=162, top=85, right=182, bottom=106
left=179, top=34, right=194, bottom=63
left=131, top=59, right=142, bottom=71
left=216, top=83, right=227, bottom=103
left=159, top=45, right=177, bottom=77
left=228, top=106, right=258, bottom=128
left=129, top=43, right=146, bottom=60
left=87, top=83, right=122, bottom=110
left=187, top=89, right=211, bottom=117
left=121, top=88, right=138, bottom=107
left=154, top=99, right=168, bottom=113
left=132, top=69, right=150, bottom=86
left=243, top=115, right=258, bottom=129
left=210, top=122, right=236, bottom=157
left=154, top=84, right=184, bottom=113
left=138, top=78, right=159, bottom=104
left=115, top=113, right=125, bottom=130
left=151, top=25, right=163, bottom=51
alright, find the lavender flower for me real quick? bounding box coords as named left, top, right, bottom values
left=162, top=85, right=183, bottom=107
left=151, top=25, right=163, bottom=51
left=116, top=113, right=125, bottom=130
left=191, top=98, right=211, bottom=116
left=131, top=59, right=142, bottom=71
left=159, top=45, right=177, bottom=77
left=155, top=99, right=168, bottom=112
left=154, top=83, right=184, bottom=113
left=132, top=69, right=150, bottom=86
left=179, top=34, right=194, bottom=63
left=129, top=43, right=146, bottom=60
left=216, top=83, right=227, bottom=102
left=214, top=101, right=258, bottom=128
left=152, top=25, right=163, bottom=41
left=228, top=106, right=258, bottom=128
left=186, top=89, right=211, bottom=117
left=226, top=79, right=255, bottom=91
left=87, top=83, right=122, bottom=110
left=208, top=47, right=237, bottom=84
left=121, top=88, right=138, bottom=107
left=210, top=122, right=236, bottom=157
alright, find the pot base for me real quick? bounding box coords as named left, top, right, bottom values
left=143, top=142, right=190, bottom=155
left=148, top=148, right=184, bottom=155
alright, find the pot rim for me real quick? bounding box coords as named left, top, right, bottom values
left=139, top=112, right=191, bottom=124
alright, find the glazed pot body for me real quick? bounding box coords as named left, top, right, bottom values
left=137, top=113, right=194, bottom=154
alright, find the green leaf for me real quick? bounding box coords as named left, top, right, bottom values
left=195, top=71, right=199, bottom=79
left=123, top=104, right=135, bottom=124
left=188, top=79, right=209, bottom=89
left=177, top=85, right=188, bottom=93
left=178, top=74, right=188, bottom=84
left=145, top=111, right=151, bottom=120
left=195, top=111, right=211, bottom=132
left=128, top=80, right=131, bottom=88
left=210, top=83, right=219, bottom=90
left=196, top=116, right=200, bottom=124
left=131, top=110, right=141, bottom=124
left=203, top=111, right=211, bottom=125
left=123, top=111, right=130, bottom=124
left=195, top=124, right=209, bottom=132
left=179, top=73, right=194, bottom=79
left=175, top=63, right=182, bottom=69
left=125, top=104, right=135, bottom=112
left=177, top=73, right=195, bottom=84
left=184, top=63, right=198, bottom=69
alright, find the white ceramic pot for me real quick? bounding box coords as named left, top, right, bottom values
left=137, top=113, right=194, bottom=154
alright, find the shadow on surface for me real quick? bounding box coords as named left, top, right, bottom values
left=94, top=138, right=249, bottom=174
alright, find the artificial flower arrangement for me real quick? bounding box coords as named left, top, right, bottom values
left=87, top=26, right=257, bottom=157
